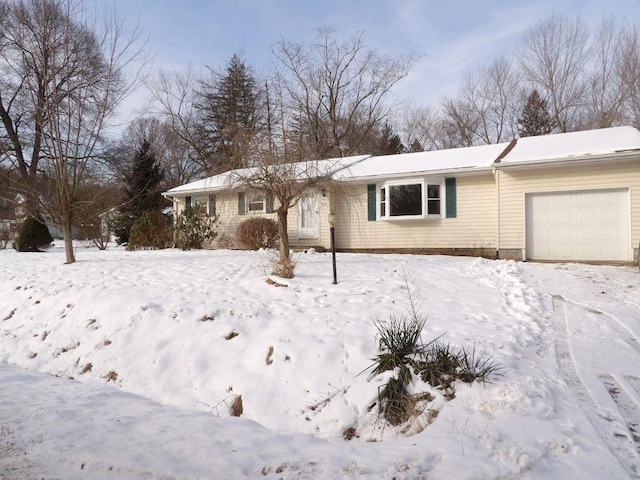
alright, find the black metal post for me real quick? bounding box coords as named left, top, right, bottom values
left=330, top=225, right=337, bottom=284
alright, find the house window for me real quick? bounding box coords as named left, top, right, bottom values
left=377, top=179, right=443, bottom=220
left=185, top=196, right=192, bottom=208
left=389, top=183, right=422, bottom=216
left=238, top=191, right=273, bottom=215
left=427, top=184, right=440, bottom=215
left=247, top=191, right=266, bottom=213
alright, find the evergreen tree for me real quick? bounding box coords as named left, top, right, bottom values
left=518, top=90, right=554, bottom=137
left=114, top=140, right=165, bottom=244
left=408, top=139, right=424, bottom=152
left=195, top=54, right=261, bottom=172
left=15, top=215, right=53, bottom=252
left=376, top=121, right=405, bottom=155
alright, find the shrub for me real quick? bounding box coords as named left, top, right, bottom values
left=175, top=205, right=218, bottom=250
left=127, top=211, right=173, bottom=250
left=236, top=217, right=279, bottom=250
left=365, top=268, right=503, bottom=427
left=15, top=215, right=53, bottom=252
left=370, top=315, right=427, bottom=425
left=269, top=254, right=296, bottom=279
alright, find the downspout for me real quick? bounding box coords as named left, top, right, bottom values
left=493, top=139, right=517, bottom=260
left=493, top=167, right=500, bottom=259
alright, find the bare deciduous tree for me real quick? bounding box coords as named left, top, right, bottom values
left=518, top=14, right=591, bottom=132
left=231, top=160, right=334, bottom=276
left=619, top=24, right=640, bottom=127
left=148, top=66, right=210, bottom=176
left=273, top=28, right=417, bottom=160
left=113, top=116, right=200, bottom=189
left=583, top=17, right=628, bottom=129
left=0, top=0, right=146, bottom=263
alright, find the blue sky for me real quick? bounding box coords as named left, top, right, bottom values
left=112, top=0, right=640, bottom=108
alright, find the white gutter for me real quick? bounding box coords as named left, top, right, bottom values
left=336, top=165, right=495, bottom=183
left=493, top=149, right=640, bottom=170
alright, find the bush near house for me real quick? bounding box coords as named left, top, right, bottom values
left=14, top=215, right=53, bottom=252
left=236, top=217, right=279, bottom=250
left=126, top=211, right=173, bottom=250
left=175, top=205, right=218, bottom=250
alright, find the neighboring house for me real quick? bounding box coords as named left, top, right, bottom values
left=0, top=194, right=27, bottom=245
left=163, top=126, right=640, bottom=263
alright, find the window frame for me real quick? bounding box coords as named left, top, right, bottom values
left=239, top=190, right=273, bottom=215
left=246, top=190, right=267, bottom=213
left=191, top=196, right=216, bottom=216
left=377, top=178, right=444, bottom=221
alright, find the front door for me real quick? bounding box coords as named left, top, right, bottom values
left=298, top=191, right=320, bottom=239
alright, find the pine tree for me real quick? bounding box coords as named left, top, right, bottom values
left=114, top=140, right=165, bottom=244
left=15, top=215, right=53, bottom=252
left=409, top=139, right=424, bottom=152
left=376, top=121, right=405, bottom=155
left=518, top=90, right=554, bottom=137
left=195, top=54, right=261, bottom=172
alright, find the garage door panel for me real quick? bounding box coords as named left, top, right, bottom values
left=576, top=244, right=598, bottom=258
left=575, top=226, right=597, bottom=241
left=553, top=209, right=573, bottom=224
left=575, top=192, right=597, bottom=206
left=526, top=188, right=630, bottom=261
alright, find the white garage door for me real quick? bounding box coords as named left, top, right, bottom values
left=525, top=188, right=630, bottom=261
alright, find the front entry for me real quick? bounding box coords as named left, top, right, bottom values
left=298, top=191, right=320, bottom=239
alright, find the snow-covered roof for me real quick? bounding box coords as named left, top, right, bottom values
left=335, top=142, right=510, bottom=181
left=163, top=154, right=370, bottom=197
left=497, top=126, right=640, bottom=166
left=164, top=127, right=640, bottom=195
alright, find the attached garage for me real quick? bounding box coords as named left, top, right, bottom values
left=525, top=188, right=631, bottom=261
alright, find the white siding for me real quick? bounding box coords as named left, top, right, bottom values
left=173, top=191, right=333, bottom=250
left=498, top=160, right=640, bottom=260
left=334, top=174, right=497, bottom=251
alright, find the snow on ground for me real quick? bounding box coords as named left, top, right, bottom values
left=0, top=244, right=639, bottom=479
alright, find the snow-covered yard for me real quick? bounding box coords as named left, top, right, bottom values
left=1, top=244, right=639, bottom=479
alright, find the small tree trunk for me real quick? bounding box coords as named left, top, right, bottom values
left=62, top=212, right=76, bottom=264
left=277, top=207, right=290, bottom=263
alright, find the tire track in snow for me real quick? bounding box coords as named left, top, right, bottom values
left=557, top=296, right=640, bottom=356
left=552, top=296, right=640, bottom=478
left=598, top=374, right=640, bottom=454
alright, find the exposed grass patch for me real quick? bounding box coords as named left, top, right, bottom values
left=230, top=395, right=243, bottom=417
left=225, top=331, right=239, bottom=340
left=266, top=346, right=274, bottom=365
left=343, top=426, right=358, bottom=440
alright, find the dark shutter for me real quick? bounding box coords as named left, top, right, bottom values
left=208, top=195, right=216, bottom=216
left=445, top=178, right=457, bottom=218
left=238, top=192, right=245, bottom=215
left=367, top=184, right=376, bottom=221
left=265, top=193, right=274, bottom=213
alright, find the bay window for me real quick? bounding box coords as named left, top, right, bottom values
left=377, top=179, right=442, bottom=220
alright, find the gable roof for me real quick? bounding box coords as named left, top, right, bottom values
left=163, top=127, right=640, bottom=196
left=495, top=126, right=640, bottom=167
left=164, top=154, right=371, bottom=197
left=334, top=142, right=510, bottom=181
